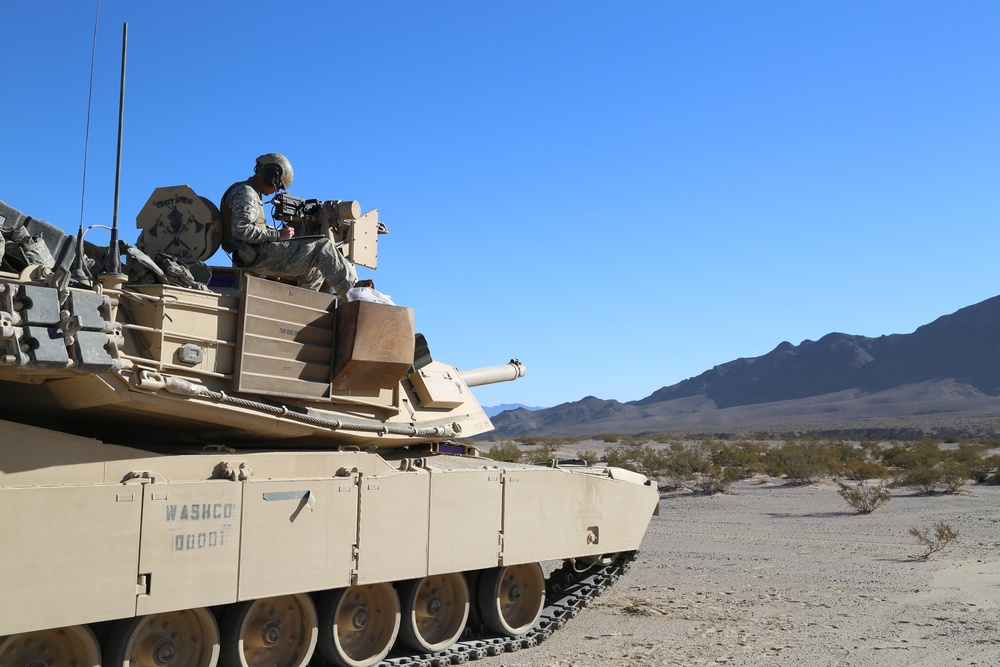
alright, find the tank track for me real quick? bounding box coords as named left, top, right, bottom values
left=333, top=550, right=637, bottom=667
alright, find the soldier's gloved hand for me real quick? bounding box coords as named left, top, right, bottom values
left=354, top=279, right=374, bottom=289
left=278, top=226, right=295, bottom=241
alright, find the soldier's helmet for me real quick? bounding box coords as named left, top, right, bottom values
left=255, top=153, right=294, bottom=191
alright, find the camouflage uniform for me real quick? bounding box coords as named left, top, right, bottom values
left=221, top=179, right=357, bottom=295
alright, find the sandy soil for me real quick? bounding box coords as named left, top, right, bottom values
left=473, top=477, right=1000, bottom=667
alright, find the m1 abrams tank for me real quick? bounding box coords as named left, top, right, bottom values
left=0, top=188, right=659, bottom=667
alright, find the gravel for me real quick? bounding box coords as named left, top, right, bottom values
left=474, top=478, right=1000, bottom=667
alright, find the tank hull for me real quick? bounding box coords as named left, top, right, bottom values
left=1, top=419, right=658, bottom=636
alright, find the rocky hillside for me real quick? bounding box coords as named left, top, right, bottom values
left=489, top=295, right=1000, bottom=438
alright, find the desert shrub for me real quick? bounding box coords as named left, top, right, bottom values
left=523, top=444, right=554, bottom=464
left=938, top=461, right=970, bottom=494
left=547, top=435, right=584, bottom=446
left=709, top=442, right=765, bottom=478
left=880, top=442, right=942, bottom=470
left=764, top=441, right=830, bottom=484
left=597, top=433, right=620, bottom=443
left=900, top=464, right=942, bottom=494
left=826, top=440, right=866, bottom=471
left=761, top=447, right=785, bottom=477
left=951, top=442, right=987, bottom=466
left=689, top=465, right=741, bottom=494
left=576, top=449, right=601, bottom=465
left=659, top=442, right=741, bottom=494
left=656, top=444, right=703, bottom=490
left=970, top=454, right=1000, bottom=484
left=485, top=441, right=522, bottom=463
left=606, top=442, right=739, bottom=494
left=841, top=458, right=891, bottom=482
left=837, top=480, right=892, bottom=514
left=909, top=521, right=959, bottom=559
left=899, top=462, right=969, bottom=494
left=857, top=437, right=877, bottom=451
left=604, top=442, right=649, bottom=472
left=877, top=444, right=907, bottom=468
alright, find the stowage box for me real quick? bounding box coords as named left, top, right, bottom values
left=332, top=300, right=415, bottom=389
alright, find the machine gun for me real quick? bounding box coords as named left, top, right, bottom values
left=267, top=193, right=387, bottom=269
left=269, top=193, right=361, bottom=234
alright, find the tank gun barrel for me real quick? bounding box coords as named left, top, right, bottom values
left=458, top=359, right=526, bottom=387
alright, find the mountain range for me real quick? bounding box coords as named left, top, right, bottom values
left=480, top=403, right=544, bottom=418
left=488, top=294, right=1000, bottom=439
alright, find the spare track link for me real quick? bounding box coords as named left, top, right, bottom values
left=330, top=551, right=637, bottom=667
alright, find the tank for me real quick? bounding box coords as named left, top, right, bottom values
left=0, top=189, right=659, bottom=667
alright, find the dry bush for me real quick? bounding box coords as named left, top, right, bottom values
left=484, top=441, right=522, bottom=463
left=764, top=441, right=830, bottom=485
left=900, top=464, right=942, bottom=494
left=842, top=458, right=892, bottom=482
left=523, top=444, right=554, bottom=464
left=837, top=480, right=892, bottom=514
left=879, top=442, right=943, bottom=471
left=604, top=442, right=649, bottom=472
left=970, top=454, right=1000, bottom=484
left=909, top=521, right=959, bottom=559
left=900, top=462, right=969, bottom=494
left=938, top=462, right=970, bottom=494
left=605, top=442, right=739, bottom=494
left=709, top=441, right=766, bottom=479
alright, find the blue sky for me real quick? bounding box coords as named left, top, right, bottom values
left=6, top=2, right=1000, bottom=408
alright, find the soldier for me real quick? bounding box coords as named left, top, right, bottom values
left=220, top=153, right=357, bottom=296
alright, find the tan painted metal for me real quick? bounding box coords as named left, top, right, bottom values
left=0, top=187, right=659, bottom=664
left=0, top=420, right=657, bottom=636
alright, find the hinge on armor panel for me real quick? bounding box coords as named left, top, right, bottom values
left=137, top=573, right=152, bottom=596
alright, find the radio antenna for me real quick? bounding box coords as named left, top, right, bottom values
left=79, top=0, right=101, bottom=230
left=74, top=0, right=102, bottom=284
left=106, top=21, right=127, bottom=277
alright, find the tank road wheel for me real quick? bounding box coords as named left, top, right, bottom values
left=316, top=584, right=400, bottom=667
left=0, top=626, right=101, bottom=667
left=220, top=595, right=318, bottom=667
left=477, top=563, right=545, bottom=636
left=397, top=573, right=470, bottom=652
left=103, top=609, right=220, bottom=667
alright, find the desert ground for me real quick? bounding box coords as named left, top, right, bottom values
left=473, top=445, right=1000, bottom=667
